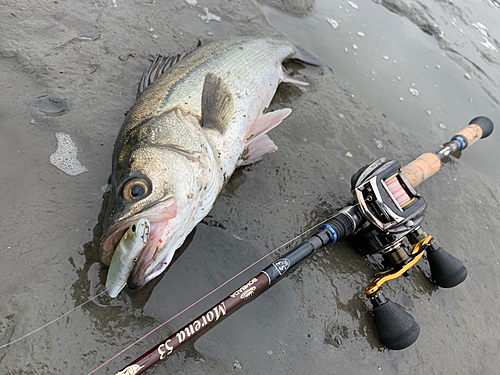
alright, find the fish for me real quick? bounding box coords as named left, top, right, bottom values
left=105, top=218, right=150, bottom=298
left=100, top=37, right=322, bottom=292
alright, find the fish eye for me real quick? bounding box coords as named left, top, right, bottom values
left=122, top=178, right=151, bottom=201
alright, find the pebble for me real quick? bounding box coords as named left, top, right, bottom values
left=199, top=7, right=221, bottom=23
left=233, top=360, right=242, bottom=370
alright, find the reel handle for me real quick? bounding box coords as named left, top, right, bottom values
left=401, top=116, right=494, bottom=187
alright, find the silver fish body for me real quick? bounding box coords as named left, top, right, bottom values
left=106, top=218, right=150, bottom=298
left=100, top=37, right=315, bottom=290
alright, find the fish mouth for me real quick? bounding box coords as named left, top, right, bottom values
left=100, top=199, right=177, bottom=291
left=126, top=219, right=172, bottom=290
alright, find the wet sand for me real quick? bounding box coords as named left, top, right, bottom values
left=1, top=0, right=499, bottom=374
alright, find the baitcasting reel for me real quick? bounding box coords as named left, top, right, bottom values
left=317, top=116, right=494, bottom=350
left=351, top=157, right=465, bottom=350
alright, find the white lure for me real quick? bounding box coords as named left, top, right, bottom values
left=105, top=218, right=150, bottom=298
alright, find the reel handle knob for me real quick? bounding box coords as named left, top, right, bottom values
left=369, top=291, right=420, bottom=350
left=426, top=240, right=468, bottom=288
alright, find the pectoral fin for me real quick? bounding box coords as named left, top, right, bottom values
left=201, top=73, right=235, bottom=134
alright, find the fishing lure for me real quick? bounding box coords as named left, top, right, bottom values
left=106, top=219, right=150, bottom=298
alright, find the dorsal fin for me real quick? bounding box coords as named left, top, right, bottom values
left=201, top=73, right=234, bottom=134
left=136, top=52, right=191, bottom=99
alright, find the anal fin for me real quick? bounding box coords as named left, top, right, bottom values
left=238, top=108, right=291, bottom=167
left=239, top=134, right=277, bottom=166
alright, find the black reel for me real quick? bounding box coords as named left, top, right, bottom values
left=349, top=158, right=468, bottom=350
left=314, top=118, right=493, bottom=350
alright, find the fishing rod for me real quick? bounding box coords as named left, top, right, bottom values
left=114, top=116, right=493, bottom=375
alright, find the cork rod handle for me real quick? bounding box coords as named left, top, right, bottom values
left=401, top=153, right=441, bottom=188
left=401, top=117, right=494, bottom=188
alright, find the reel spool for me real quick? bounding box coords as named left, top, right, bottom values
left=346, top=116, right=494, bottom=350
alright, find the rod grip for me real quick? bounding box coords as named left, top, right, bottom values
left=453, top=124, right=483, bottom=148
left=400, top=152, right=441, bottom=188
left=452, top=117, right=494, bottom=149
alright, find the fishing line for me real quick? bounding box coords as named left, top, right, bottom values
left=0, top=289, right=109, bottom=350
left=87, top=212, right=348, bottom=374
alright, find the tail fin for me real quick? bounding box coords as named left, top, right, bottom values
left=292, top=44, right=329, bottom=68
